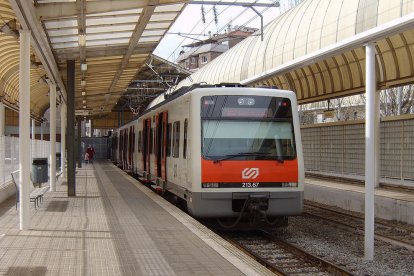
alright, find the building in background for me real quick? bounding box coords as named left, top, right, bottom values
left=176, top=26, right=257, bottom=72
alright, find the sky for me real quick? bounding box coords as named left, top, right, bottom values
left=153, top=1, right=298, bottom=62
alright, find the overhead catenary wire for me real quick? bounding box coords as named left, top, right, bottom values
left=167, top=0, right=234, bottom=61
left=169, top=2, right=276, bottom=64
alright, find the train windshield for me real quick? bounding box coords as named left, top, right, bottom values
left=201, top=95, right=296, bottom=161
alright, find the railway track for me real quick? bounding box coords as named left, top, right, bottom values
left=222, top=230, right=354, bottom=276
left=304, top=201, right=414, bottom=251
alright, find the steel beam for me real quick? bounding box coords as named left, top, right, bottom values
left=55, top=45, right=156, bottom=63
left=105, top=5, right=156, bottom=108
left=67, top=60, right=76, bottom=197
left=190, top=1, right=279, bottom=7
left=36, top=0, right=185, bottom=20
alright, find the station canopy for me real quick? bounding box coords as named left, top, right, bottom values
left=1, top=0, right=188, bottom=119
left=175, top=0, right=414, bottom=104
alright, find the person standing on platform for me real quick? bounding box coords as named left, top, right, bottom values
left=87, top=145, right=95, bottom=163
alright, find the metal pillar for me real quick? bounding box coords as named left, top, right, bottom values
left=19, top=29, right=31, bottom=230
left=31, top=119, right=35, bottom=139
left=0, top=103, right=4, bottom=135
left=31, top=119, right=35, bottom=157
left=61, top=103, right=66, bottom=177
left=77, top=117, right=82, bottom=168
left=375, top=92, right=380, bottom=187
left=365, top=42, right=377, bottom=260
left=0, top=103, right=5, bottom=186
left=49, top=83, right=57, bottom=192
left=67, top=60, right=76, bottom=196
left=40, top=122, right=43, bottom=155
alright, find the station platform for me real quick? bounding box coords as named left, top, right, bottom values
left=0, top=161, right=272, bottom=276
left=304, top=175, right=414, bottom=225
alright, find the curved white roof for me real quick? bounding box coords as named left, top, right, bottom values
left=174, top=0, right=414, bottom=104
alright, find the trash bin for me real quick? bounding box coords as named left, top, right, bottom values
left=56, top=153, right=61, bottom=170
left=32, top=158, right=48, bottom=185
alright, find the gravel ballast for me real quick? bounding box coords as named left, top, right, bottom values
left=273, top=215, right=414, bottom=275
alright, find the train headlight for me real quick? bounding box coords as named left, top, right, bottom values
left=282, top=182, right=298, bottom=187
left=202, top=182, right=219, bottom=188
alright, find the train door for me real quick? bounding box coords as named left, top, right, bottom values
left=132, top=126, right=135, bottom=173
left=120, top=130, right=124, bottom=166
left=155, top=114, right=162, bottom=178
left=123, top=128, right=128, bottom=169
left=142, top=120, right=148, bottom=172
left=128, top=126, right=133, bottom=168
left=155, top=114, right=160, bottom=177
left=146, top=119, right=151, bottom=175
left=161, top=112, right=168, bottom=182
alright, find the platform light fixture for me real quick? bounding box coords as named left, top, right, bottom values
left=81, top=80, right=86, bottom=86
left=82, top=100, right=86, bottom=104
left=81, top=91, right=86, bottom=96
left=78, top=32, right=86, bottom=46
left=81, top=63, right=87, bottom=71
left=83, top=105, right=86, bottom=109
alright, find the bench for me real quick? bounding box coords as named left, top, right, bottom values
left=11, top=170, right=49, bottom=209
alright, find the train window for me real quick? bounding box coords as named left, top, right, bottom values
left=137, top=131, right=142, bottom=152
left=183, top=119, right=188, bottom=159
left=172, top=121, right=180, bottom=158
left=167, top=123, right=172, bottom=156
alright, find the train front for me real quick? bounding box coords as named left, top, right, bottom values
left=188, top=88, right=304, bottom=228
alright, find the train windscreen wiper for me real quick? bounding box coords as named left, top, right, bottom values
left=212, top=152, right=270, bottom=164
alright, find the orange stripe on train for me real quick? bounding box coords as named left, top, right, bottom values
left=201, top=159, right=298, bottom=183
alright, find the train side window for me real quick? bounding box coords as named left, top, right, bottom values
left=137, top=131, right=142, bottom=152
left=172, top=121, right=180, bottom=158
left=167, top=123, right=172, bottom=156
left=183, top=119, right=188, bottom=159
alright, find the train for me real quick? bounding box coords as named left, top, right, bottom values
left=112, top=84, right=304, bottom=228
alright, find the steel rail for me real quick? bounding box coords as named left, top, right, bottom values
left=222, top=230, right=354, bottom=276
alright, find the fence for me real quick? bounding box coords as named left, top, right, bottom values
left=0, top=136, right=61, bottom=189
left=301, top=115, right=414, bottom=183
left=81, top=137, right=110, bottom=160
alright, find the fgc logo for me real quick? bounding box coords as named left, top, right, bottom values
left=242, top=168, right=259, bottom=179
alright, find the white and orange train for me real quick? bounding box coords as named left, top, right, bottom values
left=112, top=84, right=304, bottom=227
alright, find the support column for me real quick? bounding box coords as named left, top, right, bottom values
left=375, top=92, right=380, bottom=187
left=61, top=103, right=66, bottom=177
left=40, top=122, right=43, bottom=156
left=77, top=117, right=82, bottom=168
left=19, top=29, right=31, bottom=230
left=0, top=103, right=5, bottom=186
left=67, top=60, right=76, bottom=196
left=31, top=119, right=35, bottom=157
left=0, top=103, right=5, bottom=135
left=49, top=83, right=57, bottom=192
left=31, top=119, right=35, bottom=139
left=365, top=42, right=377, bottom=260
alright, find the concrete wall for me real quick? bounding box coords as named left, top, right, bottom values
left=305, top=183, right=414, bottom=225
